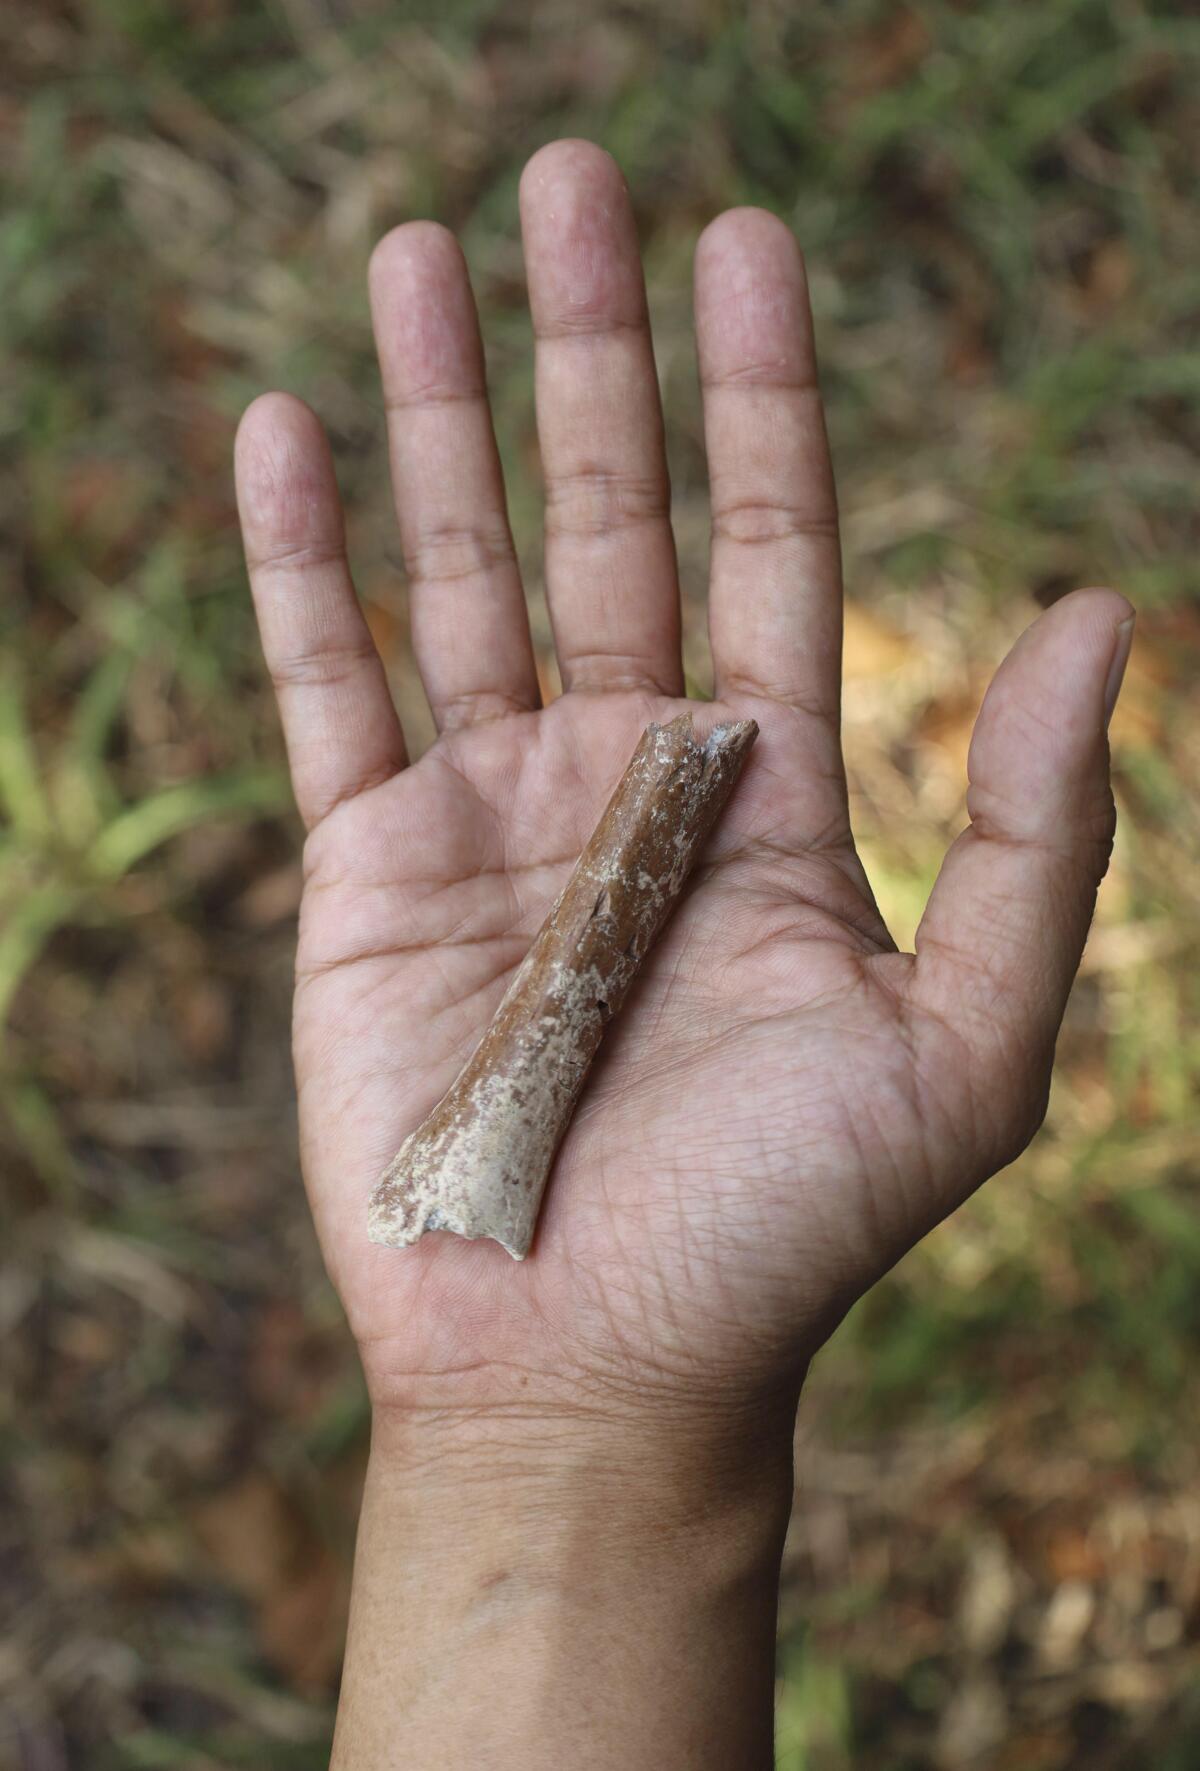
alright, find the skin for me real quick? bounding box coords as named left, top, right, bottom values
left=234, top=140, right=1132, bottom=1768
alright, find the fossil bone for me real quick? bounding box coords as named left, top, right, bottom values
left=367, top=713, right=758, bottom=1259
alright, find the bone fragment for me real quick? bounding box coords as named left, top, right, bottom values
left=367, top=713, right=758, bottom=1259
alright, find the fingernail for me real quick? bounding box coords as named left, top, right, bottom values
left=1103, top=615, right=1135, bottom=728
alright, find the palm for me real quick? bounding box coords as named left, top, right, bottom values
left=295, top=686, right=907, bottom=1392
left=237, top=142, right=1126, bottom=1417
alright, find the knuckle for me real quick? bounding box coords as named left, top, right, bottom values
left=269, top=637, right=376, bottom=690
left=543, top=465, right=669, bottom=538
left=405, top=519, right=516, bottom=587
left=248, top=536, right=345, bottom=575
left=436, top=687, right=533, bottom=729
left=561, top=649, right=669, bottom=694
left=710, top=498, right=838, bottom=549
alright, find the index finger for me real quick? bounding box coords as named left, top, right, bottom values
left=695, top=210, right=844, bottom=773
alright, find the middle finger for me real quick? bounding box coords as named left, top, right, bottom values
left=519, top=140, right=683, bottom=698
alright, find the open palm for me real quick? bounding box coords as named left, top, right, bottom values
left=235, top=142, right=1130, bottom=1427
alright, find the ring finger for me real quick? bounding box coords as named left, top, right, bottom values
left=369, top=222, right=540, bottom=732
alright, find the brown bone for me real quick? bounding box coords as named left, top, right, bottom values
left=367, top=713, right=758, bottom=1259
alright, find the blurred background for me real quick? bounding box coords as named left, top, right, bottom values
left=2, top=1, right=1198, bottom=1766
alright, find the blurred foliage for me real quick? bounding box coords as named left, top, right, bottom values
left=2, top=0, right=1198, bottom=1765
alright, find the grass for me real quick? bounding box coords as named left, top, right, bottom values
left=3, top=1, right=1198, bottom=1765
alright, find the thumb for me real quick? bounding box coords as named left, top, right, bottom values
left=908, top=587, right=1133, bottom=1152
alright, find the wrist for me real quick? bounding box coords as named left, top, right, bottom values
left=367, top=1376, right=797, bottom=1560
left=333, top=1401, right=795, bottom=1769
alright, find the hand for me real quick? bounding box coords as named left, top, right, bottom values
left=235, top=138, right=1130, bottom=1441
left=235, top=139, right=1131, bottom=1769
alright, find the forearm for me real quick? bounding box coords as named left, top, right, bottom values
left=331, top=1402, right=795, bottom=1770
